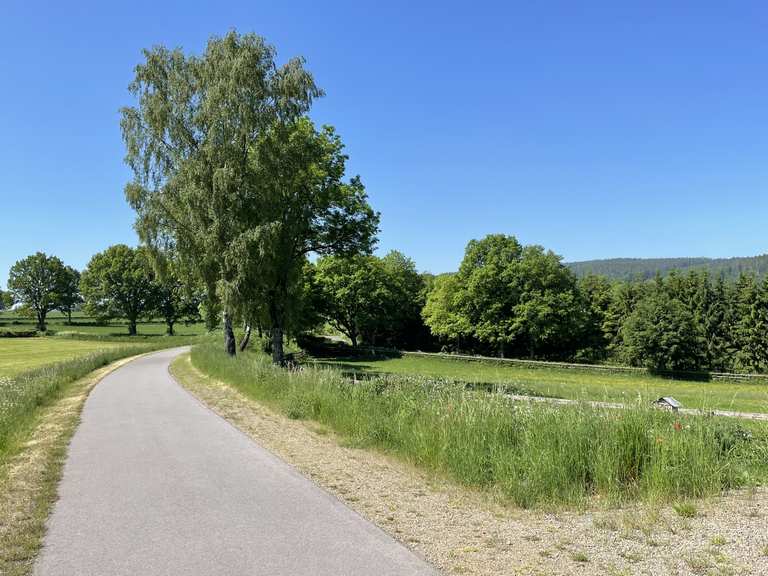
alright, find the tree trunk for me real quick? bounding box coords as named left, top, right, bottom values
left=205, top=311, right=218, bottom=332
left=37, top=310, right=46, bottom=332
left=224, top=312, right=236, bottom=356
left=67, top=309, right=72, bottom=324
left=239, top=324, right=252, bottom=352
left=271, top=326, right=285, bottom=365
left=128, top=319, right=137, bottom=336
left=350, top=331, right=358, bottom=348
left=166, top=320, right=175, bottom=336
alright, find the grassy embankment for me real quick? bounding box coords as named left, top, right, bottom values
left=316, top=354, right=768, bottom=414
left=191, top=341, right=768, bottom=509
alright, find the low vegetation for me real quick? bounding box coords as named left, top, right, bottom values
left=191, top=340, right=768, bottom=508
left=314, top=353, right=768, bottom=414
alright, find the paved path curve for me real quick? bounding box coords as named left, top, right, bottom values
left=35, top=348, right=437, bottom=576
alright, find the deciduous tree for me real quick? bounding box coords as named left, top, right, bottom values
left=7, top=252, right=68, bottom=331
left=226, top=119, right=378, bottom=363
left=80, top=245, right=158, bottom=336
left=620, top=288, right=705, bottom=372
left=436, top=234, right=583, bottom=359
left=57, top=265, right=82, bottom=324
left=122, top=31, right=322, bottom=355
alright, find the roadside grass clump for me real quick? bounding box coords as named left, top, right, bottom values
left=191, top=341, right=768, bottom=508
left=673, top=501, right=698, bottom=518
left=0, top=338, right=194, bottom=461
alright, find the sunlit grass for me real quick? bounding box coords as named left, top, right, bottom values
left=0, top=338, right=124, bottom=377
left=315, top=354, right=768, bottom=414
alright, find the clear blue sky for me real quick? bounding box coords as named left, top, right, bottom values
left=1, top=1, right=767, bottom=287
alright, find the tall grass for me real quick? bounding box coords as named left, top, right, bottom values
left=0, top=339, right=193, bottom=459
left=192, top=341, right=768, bottom=508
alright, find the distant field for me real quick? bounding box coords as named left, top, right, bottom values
left=0, top=338, right=125, bottom=377
left=0, top=311, right=206, bottom=337
left=315, top=354, right=768, bottom=414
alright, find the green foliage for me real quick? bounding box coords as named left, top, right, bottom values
left=420, top=249, right=768, bottom=373
left=143, top=249, right=203, bottom=336
left=621, top=286, right=705, bottom=372
left=80, top=245, right=158, bottom=335
left=314, top=250, right=427, bottom=349
left=422, top=273, right=471, bottom=347
left=0, top=290, right=13, bottom=311
left=575, top=274, right=613, bottom=361
left=226, top=118, right=379, bottom=362
left=56, top=265, right=82, bottom=323
left=191, top=341, right=768, bottom=507
left=122, top=31, right=377, bottom=363
left=8, top=252, right=73, bottom=331
left=734, top=274, right=768, bottom=372
left=122, top=31, right=323, bottom=357
left=569, top=255, right=768, bottom=281
left=424, top=234, right=584, bottom=359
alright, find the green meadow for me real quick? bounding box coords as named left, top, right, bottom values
left=314, top=353, right=768, bottom=414
left=0, top=338, right=126, bottom=378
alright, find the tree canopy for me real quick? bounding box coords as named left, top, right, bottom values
left=57, top=265, right=82, bottom=324
left=7, top=252, right=70, bottom=331
left=122, top=31, right=376, bottom=362
left=314, top=251, right=424, bottom=349
left=80, top=245, right=158, bottom=335
left=424, top=235, right=583, bottom=359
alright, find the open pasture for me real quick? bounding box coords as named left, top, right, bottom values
left=0, top=338, right=125, bottom=377
left=316, top=353, right=768, bottom=414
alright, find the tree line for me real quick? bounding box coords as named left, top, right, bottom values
left=568, top=254, right=768, bottom=281
left=5, top=233, right=768, bottom=374
left=3, top=247, right=201, bottom=335
left=421, top=234, right=768, bottom=374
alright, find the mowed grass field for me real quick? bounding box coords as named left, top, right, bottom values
left=317, top=354, right=768, bottom=414
left=0, top=338, right=125, bottom=377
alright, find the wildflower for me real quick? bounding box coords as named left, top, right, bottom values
left=673, top=421, right=682, bottom=431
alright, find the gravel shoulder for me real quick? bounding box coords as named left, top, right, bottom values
left=172, top=353, right=768, bottom=576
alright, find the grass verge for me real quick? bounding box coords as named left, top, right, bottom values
left=192, top=341, right=768, bottom=509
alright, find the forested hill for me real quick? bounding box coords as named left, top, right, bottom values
left=567, top=255, right=768, bottom=280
